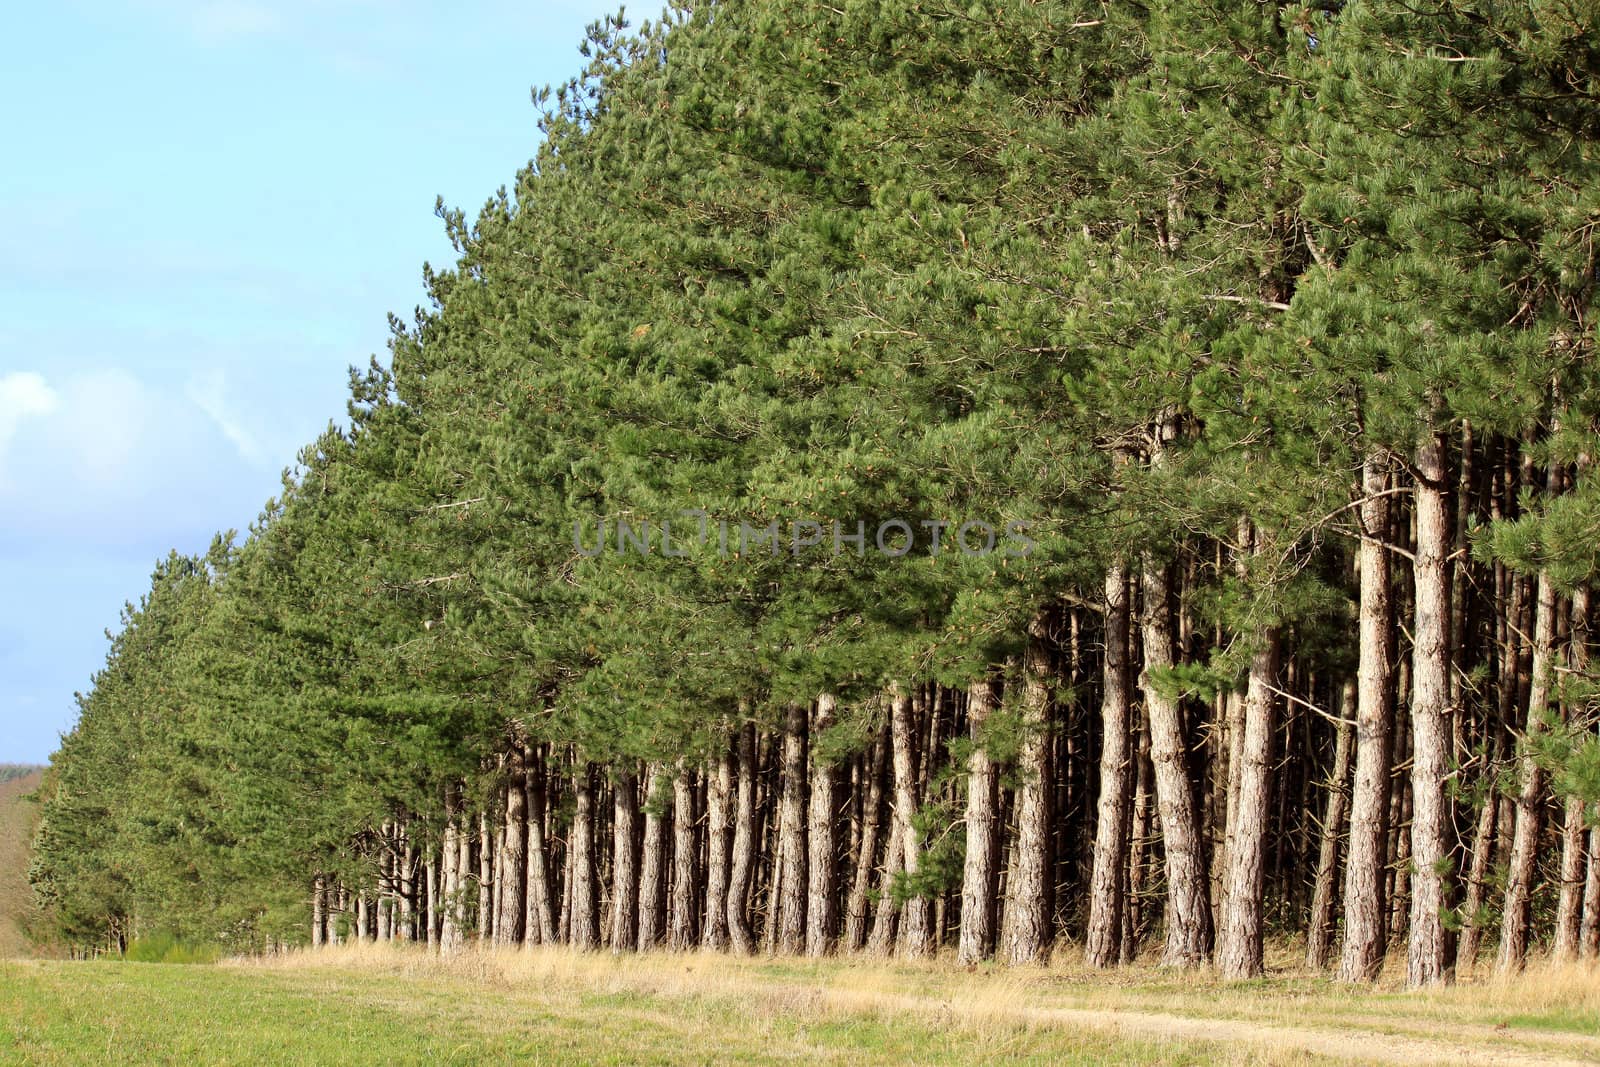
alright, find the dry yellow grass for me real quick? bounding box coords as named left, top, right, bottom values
left=234, top=940, right=1600, bottom=1065
left=0, top=769, right=44, bottom=958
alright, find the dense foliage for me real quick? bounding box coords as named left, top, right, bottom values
left=30, top=1, right=1600, bottom=984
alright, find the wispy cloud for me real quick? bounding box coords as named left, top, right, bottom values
left=185, top=368, right=267, bottom=466
left=184, top=1, right=281, bottom=44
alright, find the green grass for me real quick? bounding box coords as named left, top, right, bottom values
left=123, top=933, right=222, bottom=965
left=3, top=944, right=1599, bottom=1065
left=0, top=959, right=1272, bottom=1066
left=1501, top=1008, right=1600, bottom=1037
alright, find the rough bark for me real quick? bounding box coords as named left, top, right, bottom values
left=1086, top=561, right=1133, bottom=968
left=1142, top=554, right=1211, bottom=967
left=1555, top=587, right=1590, bottom=959
left=1207, top=684, right=1232, bottom=940
left=400, top=834, right=416, bottom=942
left=311, top=874, right=326, bottom=948
left=1498, top=568, right=1557, bottom=972
left=806, top=693, right=840, bottom=956
left=637, top=762, right=669, bottom=951
left=525, top=745, right=556, bottom=945
left=457, top=815, right=473, bottom=942
left=670, top=761, right=699, bottom=950
left=867, top=800, right=905, bottom=955
left=496, top=748, right=528, bottom=946
left=776, top=703, right=809, bottom=954
left=1555, top=795, right=1586, bottom=959
left=331, top=884, right=347, bottom=944
left=845, top=723, right=889, bottom=951
left=890, top=684, right=934, bottom=959
left=1003, top=615, right=1054, bottom=964
left=425, top=857, right=438, bottom=947
left=1218, top=614, right=1281, bottom=979
left=727, top=722, right=759, bottom=954
left=1124, top=712, right=1154, bottom=962
left=1307, top=683, right=1355, bottom=970
left=440, top=784, right=465, bottom=953
left=1389, top=723, right=1413, bottom=945
left=568, top=763, right=600, bottom=950
left=957, top=674, right=1001, bottom=964
left=609, top=768, right=640, bottom=952
left=1582, top=820, right=1600, bottom=959
left=1455, top=733, right=1502, bottom=974
left=377, top=827, right=393, bottom=942
left=1409, top=433, right=1454, bottom=988
left=703, top=740, right=733, bottom=951
left=1341, top=453, right=1394, bottom=982
left=477, top=811, right=493, bottom=942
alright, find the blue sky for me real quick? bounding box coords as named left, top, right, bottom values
left=0, top=0, right=622, bottom=764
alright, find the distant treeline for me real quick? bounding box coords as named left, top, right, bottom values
left=27, top=0, right=1600, bottom=988
left=0, top=766, right=43, bottom=787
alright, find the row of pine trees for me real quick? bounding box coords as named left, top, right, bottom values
left=28, top=1, right=1600, bottom=988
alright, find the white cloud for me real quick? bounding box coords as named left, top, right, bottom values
left=0, top=372, right=60, bottom=474
left=0, top=367, right=265, bottom=552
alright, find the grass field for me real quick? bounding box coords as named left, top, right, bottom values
left=0, top=768, right=44, bottom=958
left=2, top=943, right=1598, bottom=1065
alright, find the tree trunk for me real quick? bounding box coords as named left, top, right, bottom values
left=867, top=805, right=905, bottom=955
left=845, top=723, right=889, bottom=951
left=439, top=784, right=465, bottom=953
left=457, top=815, right=473, bottom=943
left=703, top=740, right=733, bottom=950
left=477, top=811, right=493, bottom=942
left=727, top=722, right=759, bottom=954
left=1388, top=721, right=1413, bottom=944
left=1003, top=615, right=1054, bottom=964
left=1142, top=555, right=1211, bottom=968
left=568, top=763, right=600, bottom=950
left=1124, top=712, right=1154, bottom=963
left=1555, top=794, right=1586, bottom=960
left=1581, top=819, right=1600, bottom=959
left=425, top=857, right=438, bottom=948
left=400, top=834, right=416, bottom=942
left=1306, top=683, right=1356, bottom=970
left=1086, top=561, right=1133, bottom=968
left=311, top=874, right=326, bottom=948
left=1409, top=433, right=1454, bottom=988
left=806, top=694, right=840, bottom=956
left=957, top=674, right=1001, bottom=964
left=891, top=684, right=934, bottom=959
left=437, top=844, right=458, bottom=951
left=496, top=749, right=529, bottom=946
left=526, top=745, right=556, bottom=945
left=637, top=762, right=669, bottom=951
left=670, top=761, right=699, bottom=950
left=770, top=705, right=808, bottom=953
left=609, top=768, right=640, bottom=952
left=377, top=828, right=393, bottom=942
left=1341, top=453, right=1394, bottom=982
left=1555, top=587, right=1590, bottom=960
left=1455, top=734, right=1502, bottom=974
left=1218, top=612, right=1281, bottom=979
left=1498, top=569, right=1557, bottom=972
